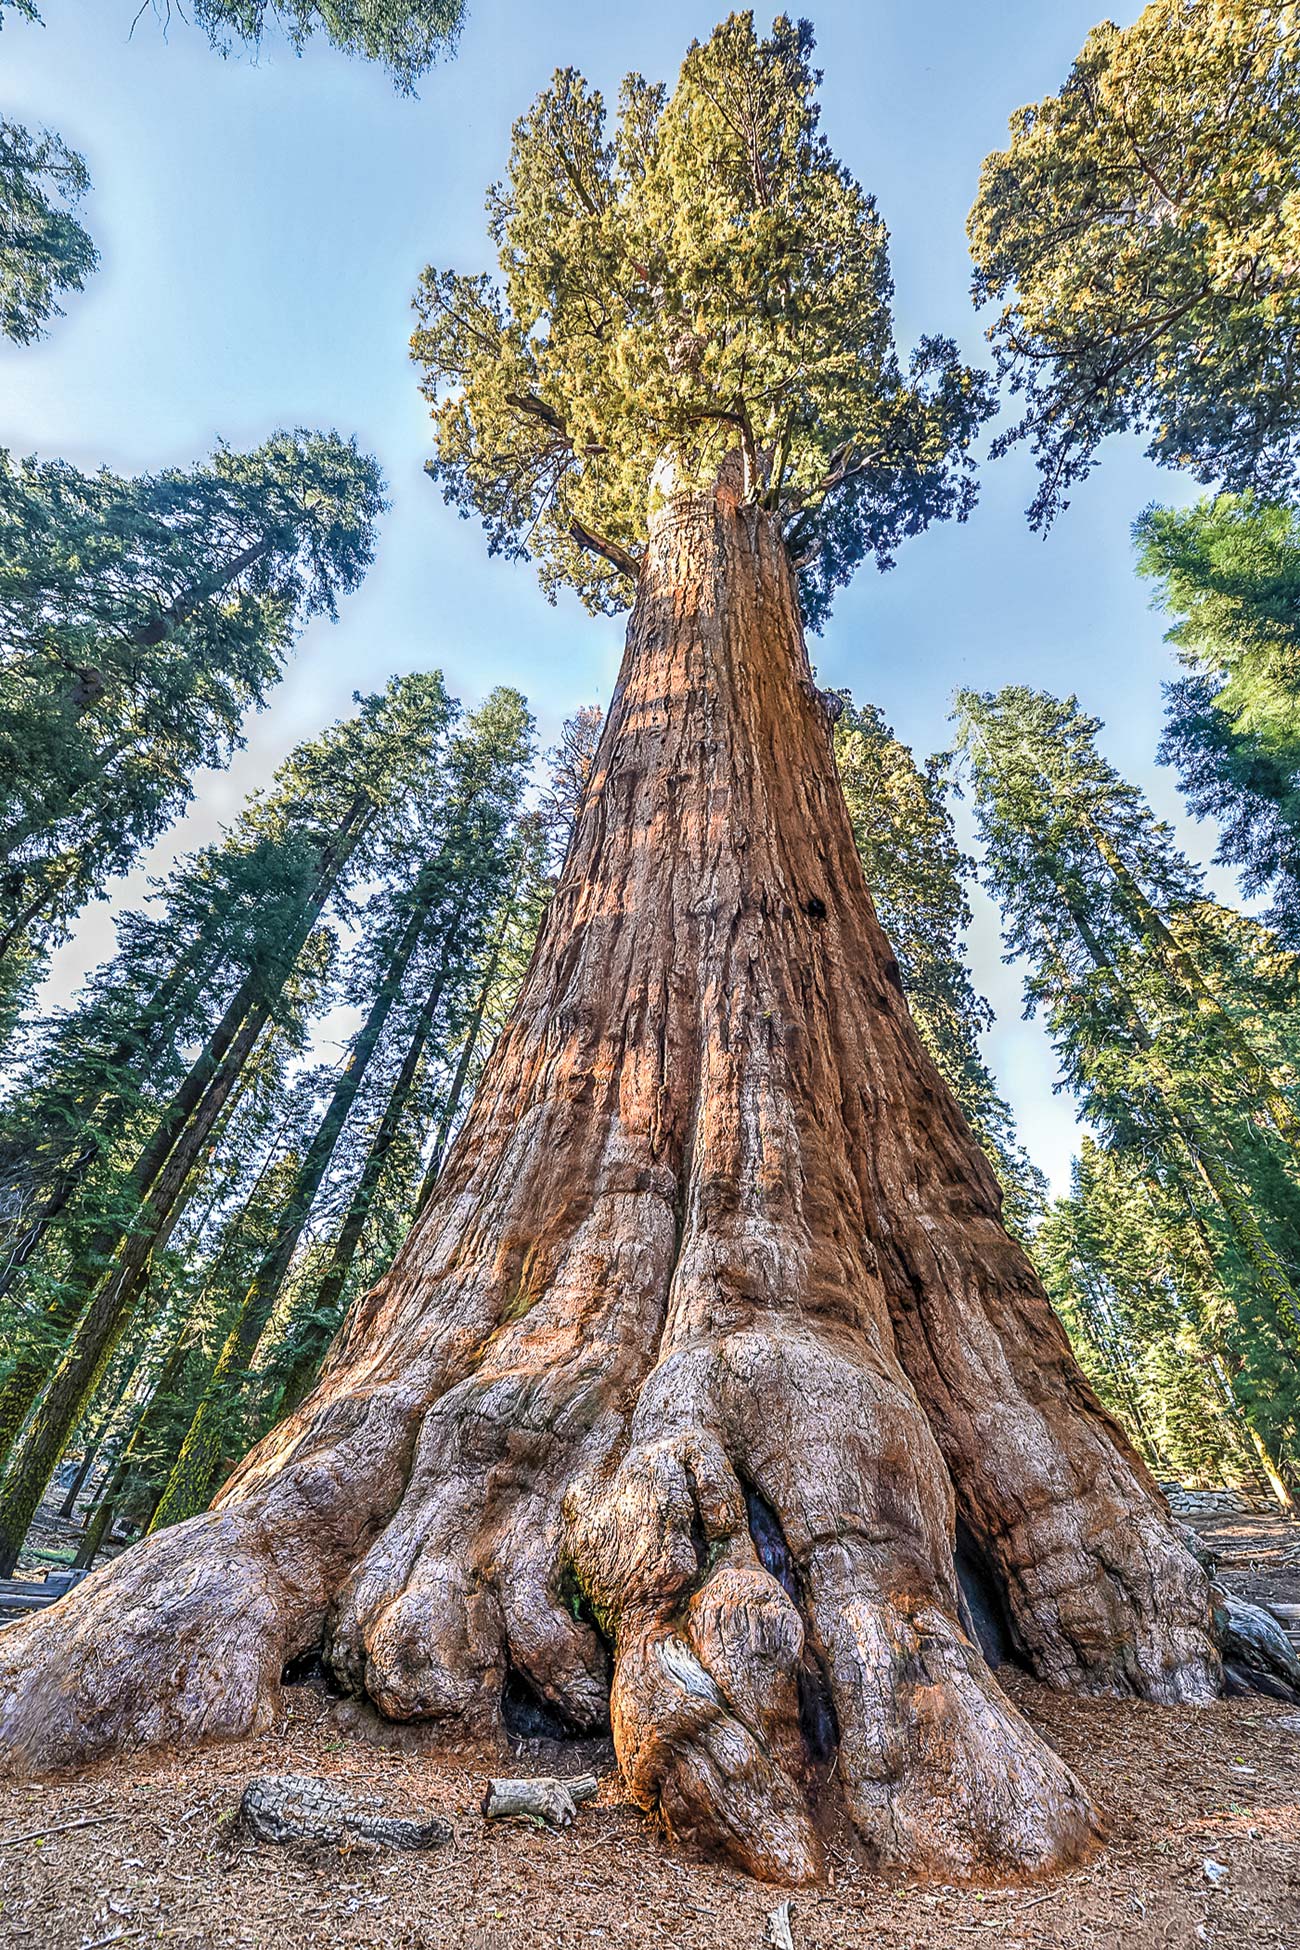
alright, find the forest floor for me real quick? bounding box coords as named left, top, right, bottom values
left=1, top=1507, right=1297, bottom=1950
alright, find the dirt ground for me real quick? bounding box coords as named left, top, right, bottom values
left=1, top=1509, right=1297, bottom=1950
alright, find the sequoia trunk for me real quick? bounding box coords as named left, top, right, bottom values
left=0, top=479, right=1218, bottom=1884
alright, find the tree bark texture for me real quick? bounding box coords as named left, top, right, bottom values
left=0, top=481, right=1218, bottom=1885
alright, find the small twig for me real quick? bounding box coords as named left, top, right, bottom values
left=1016, top=1891, right=1057, bottom=1912
left=82, top=1931, right=143, bottom=1950
left=0, top=1814, right=118, bottom=1848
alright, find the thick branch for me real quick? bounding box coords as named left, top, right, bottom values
left=568, top=518, right=641, bottom=581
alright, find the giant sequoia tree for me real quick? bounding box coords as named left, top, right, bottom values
left=0, top=18, right=1223, bottom=1885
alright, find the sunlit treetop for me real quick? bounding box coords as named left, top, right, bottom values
left=411, top=12, right=994, bottom=627
left=968, top=0, right=1300, bottom=527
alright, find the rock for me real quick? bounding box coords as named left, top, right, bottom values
left=1161, top=1483, right=1258, bottom=1517
left=1203, top=1859, right=1229, bottom=1887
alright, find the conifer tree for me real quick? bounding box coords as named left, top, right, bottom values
left=191, top=0, right=463, bottom=88
left=833, top=696, right=1045, bottom=1236
left=0, top=674, right=451, bottom=1571
left=1037, top=1139, right=1296, bottom=1509
left=1135, top=493, right=1300, bottom=946
left=4, top=0, right=463, bottom=89
left=956, top=683, right=1300, bottom=1384
left=2, top=21, right=1223, bottom=1885
left=149, top=687, right=533, bottom=1526
left=0, top=432, right=384, bottom=982
left=968, top=0, right=1300, bottom=523
left=0, top=116, right=96, bottom=344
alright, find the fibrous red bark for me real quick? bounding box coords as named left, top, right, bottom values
left=0, top=476, right=1219, bottom=1885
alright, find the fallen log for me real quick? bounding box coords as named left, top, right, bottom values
left=236, top=1775, right=450, bottom=1850
left=1212, top=1588, right=1300, bottom=1701
left=480, top=1774, right=599, bottom=1827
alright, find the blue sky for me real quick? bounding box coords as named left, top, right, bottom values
left=4, top=0, right=1231, bottom=1194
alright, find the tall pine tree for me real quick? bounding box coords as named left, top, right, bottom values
left=0, top=432, right=383, bottom=991
left=833, top=695, right=1045, bottom=1237
left=956, top=684, right=1300, bottom=1441
left=0, top=673, right=452, bottom=1570
left=1135, top=493, right=1300, bottom=947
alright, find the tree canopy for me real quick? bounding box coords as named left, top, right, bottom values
left=1136, top=492, right=1300, bottom=943
left=0, top=116, right=96, bottom=344
left=190, top=1, right=463, bottom=91
left=0, top=430, right=384, bottom=974
left=2, top=0, right=462, bottom=91
left=412, top=11, right=993, bottom=627
left=968, top=0, right=1300, bottom=525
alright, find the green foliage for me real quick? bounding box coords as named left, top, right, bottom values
left=412, top=12, right=993, bottom=626
left=969, top=0, right=1300, bottom=524
left=191, top=0, right=463, bottom=90
left=956, top=682, right=1300, bottom=1470
left=0, top=117, right=97, bottom=344
left=0, top=677, right=542, bottom=1532
left=237, top=689, right=537, bottom=1442
left=833, top=694, right=1045, bottom=1236
left=3, top=0, right=461, bottom=89
left=0, top=669, right=452, bottom=1317
left=1036, top=1139, right=1293, bottom=1490
left=0, top=432, right=384, bottom=964
left=1135, top=493, right=1300, bottom=944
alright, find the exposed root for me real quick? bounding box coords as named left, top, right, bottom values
left=564, top=1327, right=1100, bottom=1883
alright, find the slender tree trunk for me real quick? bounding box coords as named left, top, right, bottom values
left=413, top=885, right=516, bottom=1216
left=1087, top=823, right=1300, bottom=1148
left=0, top=872, right=71, bottom=964
left=0, top=805, right=370, bottom=1480
left=75, top=1105, right=317, bottom=1566
left=1239, top=1417, right=1297, bottom=1512
left=55, top=1349, right=144, bottom=1522
left=73, top=1324, right=194, bottom=1570
left=150, top=877, right=450, bottom=1529
left=269, top=949, right=456, bottom=1421
left=0, top=1008, right=265, bottom=1573
left=129, top=536, right=274, bottom=654
left=0, top=480, right=1217, bottom=1884
left=0, top=936, right=219, bottom=1314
